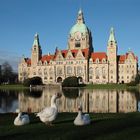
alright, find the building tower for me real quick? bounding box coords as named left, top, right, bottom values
left=31, top=33, right=42, bottom=66
left=107, top=27, right=118, bottom=83
left=68, top=9, right=93, bottom=52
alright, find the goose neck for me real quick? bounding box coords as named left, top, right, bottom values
left=78, top=111, right=82, bottom=116
left=51, top=97, right=57, bottom=108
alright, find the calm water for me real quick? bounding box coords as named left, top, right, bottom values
left=0, top=87, right=140, bottom=113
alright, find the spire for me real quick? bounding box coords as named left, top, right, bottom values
left=128, top=47, right=131, bottom=51
left=33, top=33, right=40, bottom=46
left=55, top=46, right=58, bottom=52
left=55, top=46, right=58, bottom=55
left=77, top=9, right=85, bottom=24
left=78, top=8, right=82, bottom=14
left=108, top=27, right=116, bottom=42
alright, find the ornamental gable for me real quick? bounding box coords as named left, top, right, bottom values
left=65, top=50, right=74, bottom=60
left=55, top=50, right=65, bottom=61
left=126, top=52, right=136, bottom=61
left=118, top=51, right=138, bottom=64
left=75, top=49, right=85, bottom=59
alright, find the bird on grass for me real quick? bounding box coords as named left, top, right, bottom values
left=36, top=93, right=62, bottom=126
left=74, top=105, right=90, bottom=126
left=14, top=111, right=30, bottom=126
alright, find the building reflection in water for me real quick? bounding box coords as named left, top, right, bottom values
left=18, top=88, right=138, bottom=113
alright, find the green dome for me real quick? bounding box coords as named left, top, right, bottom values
left=70, top=23, right=88, bottom=36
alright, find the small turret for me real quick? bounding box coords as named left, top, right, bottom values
left=33, top=33, right=40, bottom=46
left=108, top=27, right=116, bottom=43
left=77, top=9, right=85, bottom=24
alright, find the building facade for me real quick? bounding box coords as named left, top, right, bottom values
left=18, top=10, right=138, bottom=84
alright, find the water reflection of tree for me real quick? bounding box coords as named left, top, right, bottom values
left=0, top=90, right=18, bottom=112
left=62, top=88, right=81, bottom=99
left=24, top=89, right=43, bottom=98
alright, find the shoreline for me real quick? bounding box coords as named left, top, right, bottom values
left=0, top=83, right=139, bottom=90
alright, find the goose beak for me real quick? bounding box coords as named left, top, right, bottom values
left=78, top=107, right=82, bottom=111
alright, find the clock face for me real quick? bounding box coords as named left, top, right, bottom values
left=75, top=32, right=81, bottom=40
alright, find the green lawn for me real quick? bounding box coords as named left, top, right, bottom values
left=0, top=83, right=139, bottom=90
left=85, top=83, right=139, bottom=90
left=0, top=84, right=29, bottom=90
left=0, top=113, right=140, bottom=140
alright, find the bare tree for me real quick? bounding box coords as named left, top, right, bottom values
left=1, top=61, right=17, bottom=84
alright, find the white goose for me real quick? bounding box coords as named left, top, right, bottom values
left=74, top=105, right=90, bottom=126
left=14, top=112, right=30, bottom=126
left=36, top=93, right=61, bottom=125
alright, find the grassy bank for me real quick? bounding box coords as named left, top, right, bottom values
left=0, top=84, right=29, bottom=90
left=85, top=83, right=139, bottom=90
left=0, top=83, right=139, bottom=90
left=0, top=112, right=140, bottom=140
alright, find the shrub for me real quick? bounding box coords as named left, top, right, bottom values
left=135, top=74, right=140, bottom=84
left=62, top=76, right=79, bottom=87
left=30, top=77, right=43, bottom=85
left=127, top=81, right=137, bottom=86
left=127, top=74, right=140, bottom=87
left=23, top=76, right=43, bottom=87
left=23, top=78, right=31, bottom=87
left=29, top=90, right=42, bottom=98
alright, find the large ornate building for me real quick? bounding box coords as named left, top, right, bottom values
left=18, top=9, right=138, bottom=84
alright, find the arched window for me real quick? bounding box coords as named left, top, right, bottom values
left=89, top=76, right=92, bottom=79
left=89, top=58, right=93, bottom=64
left=44, top=77, right=47, bottom=80
left=89, top=67, right=93, bottom=74
left=102, top=67, right=106, bottom=79
left=38, top=69, right=42, bottom=75
left=102, top=67, right=105, bottom=75
left=44, top=61, right=48, bottom=65
left=75, top=42, right=80, bottom=48
left=38, top=61, right=42, bottom=66
left=110, top=70, right=113, bottom=74
left=102, top=58, right=106, bottom=63
left=44, top=68, right=47, bottom=75
left=77, top=66, right=83, bottom=74
left=96, top=58, right=99, bottom=63
left=57, top=67, right=63, bottom=75
left=49, top=68, right=53, bottom=75
left=34, top=47, right=36, bottom=51
left=95, top=67, right=99, bottom=76
left=57, top=77, right=62, bottom=83
left=67, top=66, right=72, bottom=74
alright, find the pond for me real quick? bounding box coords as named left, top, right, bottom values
left=0, top=87, right=140, bottom=113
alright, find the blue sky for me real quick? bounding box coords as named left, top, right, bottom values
left=0, top=0, right=140, bottom=71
